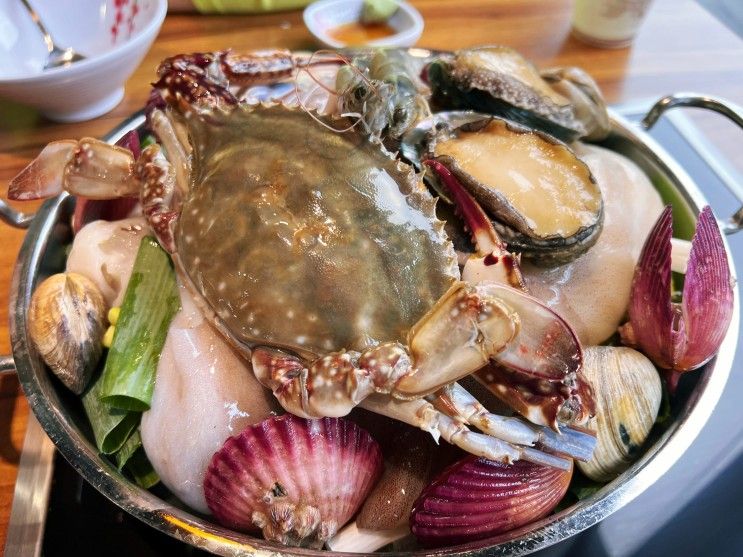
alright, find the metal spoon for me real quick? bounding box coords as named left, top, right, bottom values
left=19, top=0, right=86, bottom=70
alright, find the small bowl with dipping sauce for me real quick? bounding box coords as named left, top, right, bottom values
left=303, top=0, right=424, bottom=49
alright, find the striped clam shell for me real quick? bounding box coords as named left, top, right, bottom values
left=411, top=456, right=572, bottom=548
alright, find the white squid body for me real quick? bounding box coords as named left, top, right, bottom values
left=66, top=216, right=280, bottom=514
left=66, top=217, right=149, bottom=306
left=521, top=144, right=664, bottom=346
left=141, top=284, right=281, bottom=514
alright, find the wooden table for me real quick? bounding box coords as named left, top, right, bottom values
left=1, top=0, right=742, bottom=550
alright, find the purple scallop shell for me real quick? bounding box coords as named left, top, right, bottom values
left=627, top=205, right=734, bottom=372
left=411, top=456, right=572, bottom=548
left=204, top=414, right=382, bottom=548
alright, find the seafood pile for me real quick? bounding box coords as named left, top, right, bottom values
left=9, top=45, right=734, bottom=552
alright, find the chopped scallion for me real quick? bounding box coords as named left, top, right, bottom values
left=100, top=236, right=180, bottom=411
left=81, top=370, right=139, bottom=454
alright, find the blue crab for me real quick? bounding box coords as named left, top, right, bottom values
left=9, top=50, right=596, bottom=469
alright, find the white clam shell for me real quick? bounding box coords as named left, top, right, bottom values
left=27, top=272, right=107, bottom=394
left=578, top=346, right=662, bottom=482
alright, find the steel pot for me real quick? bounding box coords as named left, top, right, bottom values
left=2, top=92, right=742, bottom=556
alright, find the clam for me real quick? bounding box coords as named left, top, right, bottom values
left=203, top=414, right=383, bottom=548
left=402, top=111, right=604, bottom=265
left=578, top=346, right=662, bottom=482
left=410, top=456, right=572, bottom=548
left=621, top=206, right=734, bottom=373
left=540, top=66, right=610, bottom=141
left=28, top=272, right=108, bottom=394
left=426, top=46, right=609, bottom=142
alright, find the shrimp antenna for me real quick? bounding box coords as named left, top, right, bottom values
left=292, top=50, right=376, bottom=134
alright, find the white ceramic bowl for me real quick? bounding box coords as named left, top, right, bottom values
left=303, top=0, right=424, bottom=49
left=0, top=0, right=166, bottom=122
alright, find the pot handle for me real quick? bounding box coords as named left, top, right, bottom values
left=0, top=354, right=16, bottom=376
left=2, top=198, right=34, bottom=376
left=0, top=199, right=35, bottom=229
left=641, top=92, right=743, bottom=235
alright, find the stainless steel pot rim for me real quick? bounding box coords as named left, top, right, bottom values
left=5, top=98, right=741, bottom=556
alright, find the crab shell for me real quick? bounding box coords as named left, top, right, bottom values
left=175, top=104, right=460, bottom=359
left=7, top=50, right=598, bottom=472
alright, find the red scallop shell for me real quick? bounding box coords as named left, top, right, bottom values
left=410, top=456, right=572, bottom=548
left=204, top=414, right=382, bottom=548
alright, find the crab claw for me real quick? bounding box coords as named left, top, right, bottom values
left=253, top=281, right=521, bottom=419
left=423, top=159, right=525, bottom=289
left=8, top=138, right=139, bottom=202
left=472, top=283, right=594, bottom=429
left=8, top=141, right=76, bottom=200
left=620, top=205, right=734, bottom=372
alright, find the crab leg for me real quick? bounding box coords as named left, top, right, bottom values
left=8, top=138, right=139, bottom=201
left=424, top=159, right=524, bottom=289
left=252, top=347, right=574, bottom=468
left=432, top=383, right=596, bottom=462
left=148, top=109, right=191, bottom=198
left=136, top=145, right=179, bottom=253
left=253, top=281, right=520, bottom=416
left=361, top=395, right=572, bottom=471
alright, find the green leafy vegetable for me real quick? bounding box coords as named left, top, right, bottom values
left=126, top=449, right=160, bottom=489
left=100, top=236, right=180, bottom=411
left=114, top=429, right=160, bottom=489
left=140, top=134, right=158, bottom=149
left=655, top=379, right=672, bottom=425
left=569, top=470, right=604, bottom=501
left=81, top=370, right=139, bottom=454
left=555, top=470, right=605, bottom=512
left=115, top=429, right=143, bottom=470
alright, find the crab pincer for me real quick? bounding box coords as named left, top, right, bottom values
left=620, top=205, right=734, bottom=379
left=422, top=156, right=596, bottom=432
left=8, top=138, right=140, bottom=202
left=424, top=159, right=525, bottom=290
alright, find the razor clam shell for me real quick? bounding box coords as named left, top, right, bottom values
left=27, top=272, right=107, bottom=394
left=356, top=426, right=436, bottom=530
left=578, top=346, right=662, bottom=482
left=402, top=111, right=604, bottom=265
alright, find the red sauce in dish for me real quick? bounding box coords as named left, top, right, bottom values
left=328, top=22, right=397, bottom=45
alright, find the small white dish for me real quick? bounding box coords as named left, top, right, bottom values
left=303, top=0, right=424, bottom=49
left=0, top=0, right=166, bottom=122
